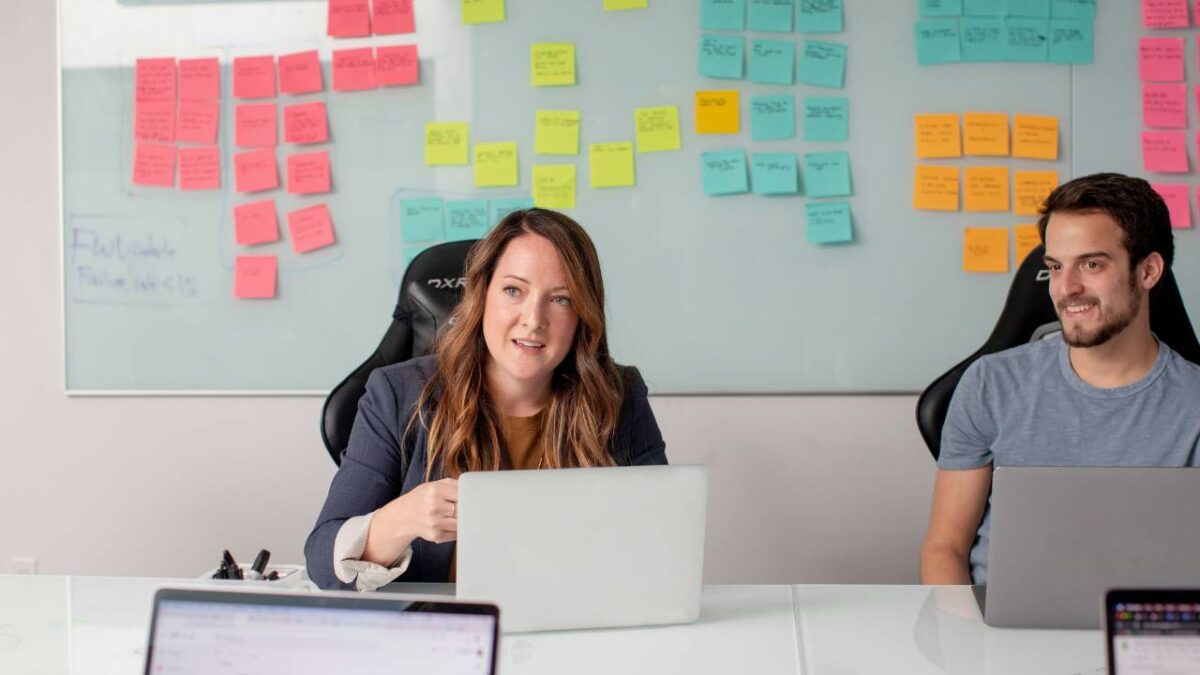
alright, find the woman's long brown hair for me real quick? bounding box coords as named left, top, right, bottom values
left=413, top=209, right=624, bottom=480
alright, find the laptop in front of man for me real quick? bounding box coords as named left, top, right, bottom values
left=455, top=464, right=709, bottom=633
left=981, top=467, right=1200, bottom=629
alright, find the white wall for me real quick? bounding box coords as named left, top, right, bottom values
left=0, top=0, right=936, bottom=583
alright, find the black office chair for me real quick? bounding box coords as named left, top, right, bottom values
left=320, top=240, right=476, bottom=466
left=915, top=245, right=1200, bottom=461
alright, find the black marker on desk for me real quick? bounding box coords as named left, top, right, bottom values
left=245, top=549, right=270, bottom=581
left=222, top=550, right=243, bottom=580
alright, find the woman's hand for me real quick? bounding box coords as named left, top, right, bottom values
left=362, top=478, right=458, bottom=566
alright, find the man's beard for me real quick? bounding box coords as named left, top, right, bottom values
left=1057, top=275, right=1141, bottom=348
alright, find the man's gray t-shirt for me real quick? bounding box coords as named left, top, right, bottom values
left=938, top=337, right=1200, bottom=585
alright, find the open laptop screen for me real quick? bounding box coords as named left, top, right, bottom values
left=1107, top=590, right=1200, bottom=675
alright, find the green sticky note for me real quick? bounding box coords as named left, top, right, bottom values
left=750, top=95, right=795, bottom=141
left=1008, top=0, right=1050, bottom=17
left=403, top=241, right=437, bottom=269
left=701, top=150, right=749, bottom=196
left=797, top=40, right=847, bottom=89
left=461, top=0, right=505, bottom=24
left=961, top=18, right=1006, bottom=62
left=604, top=0, right=647, bottom=9
left=700, top=34, right=745, bottom=79
left=1006, top=18, right=1048, bottom=62
left=751, top=153, right=799, bottom=195
left=803, top=151, right=851, bottom=198
left=803, top=96, right=848, bottom=142
left=589, top=142, right=636, bottom=188
left=749, top=39, right=795, bottom=85
left=1050, top=0, right=1094, bottom=18
left=919, top=0, right=963, bottom=16
left=806, top=200, right=853, bottom=244
left=747, top=0, right=793, bottom=32
left=1048, top=18, right=1092, bottom=64
left=445, top=200, right=490, bottom=241
left=401, top=197, right=444, bottom=242
left=702, top=0, right=745, bottom=29
left=489, top=197, right=533, bottom=224
left=796, top=0, right=843, bottom=33
left=915, top=19, right=962, bottom=65
left=964, top=0, right=1005, bottom=15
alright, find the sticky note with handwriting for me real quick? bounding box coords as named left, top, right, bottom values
left=376, top=45, right=420, bottom=86
left=373, top=0, right=415, bottom=34
left=135, top=100, right=175, bottom=144
left=589, top=142, right=636, bottom=188
left=234, top=199, right=279, bottom=246
left=133, top=143, right=176, bottom=188
left=474, top=142, right=520, bottom=187
left=806, top=201, right=853, bottom=244
left=532, top=164, right=577, bottom=208
left=287, top=204, right=336, bottom=254
left=699, top=34, right=745, bottom=80
left=535, top=111, right=581, bottom=155
left=279, top=50, right=324, bottom=95
left=179, top=146, right=221, bottom=191
left=913, top=165, right=960, bottom=211
left=446, top=200, right=491, bottom=240
left=233, top=56, right=276, bottom=99
left=1143, top=84, right=1187, bottom=128
left=1142, top=131, right=1188, bottom=172
left=135, top=58, right=176, bottom=101
left=1139, top=37, right=1184, bottom=82
left=425, top=122, right=470, bottom=165
left=751, top=153, right=799, bottom=195
left=234, top=256, right=277, bottom=299
left=634, top=106, right=682, bottom=153
left=234, top=149, right=279, bottom=193
left=1151, top=183, right=1191, bottom=228
left=701, top=150, right=749, bottom=196
left=236, top=103, right=277, bottom=148
left=178, top=58, right=218, bottom=101
left=915, top=114, right=961, bottom=159
left=1013, top=170, right=1058, bottom=216
left=333, top=48, right=377, bottom=91
left=695, top=90, right=740, bottom=134
left=963, top=228, right=1009, bottom=273
left=401, top=197, right=444, bottom=241
left=284, top=102, right=329, bottom=145
left=963, top=166, right=1009, bottom=212
left=796, top=40, right=847, bottom=88
left=287, top=151, right=331, bottom=195
left=327, top=0, right=371, bottom=37
left=963, top=112, right=1008, bottom=156
left=532, top=43, right=576, bottom=87
left=176, top=100, right=219, bottom=145
left=751, top=95, right=795, bottom=140
left=703, top=0, right=746, bottom=30
left=1012, top=114, right=1058, bottom=160
left=461, top=0, right=506, bottom=24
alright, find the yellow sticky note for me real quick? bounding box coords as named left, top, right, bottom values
left=605, top=0, right=647, bottom=8
left=532, top=43, right=576, bottom=87
left=532, top=164, right=576, bottom=209
left=914, top=114, right=961, bottom=159
left=913, top=165, right=960, bottom=211
left=1013, top=114, right=1059, bottom=160
left=964, top=227, right=1010, bottom=273
left=1013, top=170, right=1059, bottom=216
left=425, top=122, right=469, bottom=166
left=963, top=112, right=1009, bottom=156
left=461, top=0, right=505, bottom=24
left=695, top=90, right=739, bottom=134
left=1014, top=223, right=1042, bottom=265
left=535, top=110, right=581, bottom=156
left=589, top=142, right=635, bottom=188
left=964, top=166, right=1010, bottom=212
left=634, top=106, right=681, bottom=153
left=473, top=142, right=519, bottom=187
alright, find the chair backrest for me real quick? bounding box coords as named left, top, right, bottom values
left=915, top=245, right=1200, bottom=460
left=320, top=241, right=476, bottom=465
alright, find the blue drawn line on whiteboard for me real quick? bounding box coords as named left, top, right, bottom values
left=67, top=214, right=207, bottom=307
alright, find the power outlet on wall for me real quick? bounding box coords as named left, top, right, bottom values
left=9, top=557, right=37, bottom=575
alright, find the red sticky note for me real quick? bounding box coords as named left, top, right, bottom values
left=373, top=0, right=415, bottom=34
left=1152, top=183, right=1191, bottom=229
left=279, top=50, right=324, bottom=95
left=234, top=199, right=280, bottom=245
left=179, top=58, right=220, bottom=101
left=1143, top=131, right=1189, bottom=173
left=179, top=146, right=221, bottom=191
left=332, top=48, right=376, bottom=92
left=287, top=204, right=337, bottom=254
left=376, top=45, right=419, bottom=86
left=233, top=56, right=276, bottom=99
left=135, top=58, right=175, bottom=101
left=284, top=102, right=329, bottom=144
left=236, top=103, right=278, bottom=148
left=134, top=99, right=175, bottom=143
left=234, top=256, right=277, bottom=299
left=1144, top=84, right=1188, bottom=128
left=328, top=0, right=371, bottom=37
left=1139, top=37, right=1185, bottom=82
left=132, top=143, right=176, bottom=187
left=234, top=149, right=279, bottom=193
left=287, top=151, right=332, bottom=195
left=176, top=100, right=220, bottom=145
left=1144, top=0, right=1189, bottom=28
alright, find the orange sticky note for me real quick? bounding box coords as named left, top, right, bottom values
left=287, top=204, right=337, bottom=253
left=234, top=149, right=279, bottom=193
left=914, top=114, right=961, bottom=159
left=279, top=50, right=324, bottom=95
left=963, top=227, right=1009, bottom=273
left=913, top=165, right=960, bottom=211
left=178, top=146, right=221, bottom=191
left=233, top=56, right=276, bottom=99
left=234, top=256, right=277, bottom=299
left=333, top=48, right=376, bottom=91
left=132, top=143, right=176, bottom=188
left=963, top=112, right=1009, bottom=156
left=695, top=90, right=740, bottom=134
left=134, top=99, right=175, bottom=144
left=1013, top=170, right=1058, bottom=216
left=1012, top=114, right=1058, bottom=160
left=373, top=0, right=415, bottom=34
left=236, top=103, right=277, bottom=148
left=234, top=199, right=280, bottom=246
left=135, top=58, right=175, bottom=101
left=964, top=166, right=1010, bottom=212
left=178, top=58, right=219, bottom=101
left=1014, top=224, right=1041, bottom=264
left=284, top=102, right=329, bottom=145
left=1152, top=183, right=1191, bottom=229
left=176, top=100, right=219, bottom=145
left=328, top=0, right=371, bottom=37
left=287, top=151, right=331, bottom=195
left=376, top=45, right=419, bottom=86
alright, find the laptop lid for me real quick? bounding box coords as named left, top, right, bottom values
left=1106, top=589, right=1200, bottom=674
left=144, top=588, right=499, bottom=675
left=455, top=464, right=708, bottom=633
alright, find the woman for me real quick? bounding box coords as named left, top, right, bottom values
left=305, top=208, right=668, bottom=590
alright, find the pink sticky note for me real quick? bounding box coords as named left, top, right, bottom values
left=234, top=149, right=279, bottom=193
left=1144, top=0, right=1189, bottom=28
left=234, top=256, right=277, bottom=299
left=1151, top=184, right=1191, bottom=229
left=132, top=143, right=176, bottom=187
left=332, top=48, right=376, bottom=92
left=134, top=99, right=175, bottom=143
left=373, top=0, right=415, bottom=34
left=233, top=56, right=277, bottom=99
left=179, top=58, right=220, bottom=101
left=179, top=146, right=221, bottom=191
left=284, top=102, right=329, bottom=144
left=328, top=0, right=371, bottom=37
left=234, top=199, right=280, bottom=245
left=236, top=103, right=278, bottom=148
left=279, top=50, right=324, bottom=95
left=1143, top=131, right=1189, bottom=173
left=287, top=151, right=332, bottom=195
left=287, top=204, right=337, bottom=254
left=1144, top=84, right=1188, bottom=128
left=376, top=45, right=419, bottom=87
left=135, top=58, right=176, bottom=101
left=176, top=100, right=220, bottom=145
left=1140, top=37, right=1185, bottom=82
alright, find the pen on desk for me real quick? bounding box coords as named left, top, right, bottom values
left=245, top=549, right=270, bottom=581
left=223, top=550, right=243, bottom=580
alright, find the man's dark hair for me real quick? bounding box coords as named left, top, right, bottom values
left=1037, top=172, right=1175, bottom=270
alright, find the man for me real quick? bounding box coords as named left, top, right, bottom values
left=921, top=173, right=1200, bottom=585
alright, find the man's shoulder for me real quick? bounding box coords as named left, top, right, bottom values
left=966, top=338, right=1059, bottom=384
left=1161, top=341, right=1200, bottom=385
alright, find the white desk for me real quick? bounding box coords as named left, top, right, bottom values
left=0, top=576, right=1104, bottom=674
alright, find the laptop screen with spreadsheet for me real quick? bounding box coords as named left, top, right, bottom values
left=1107, top=590, right=1200, bottom=675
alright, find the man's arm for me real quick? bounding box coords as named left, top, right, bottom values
left=920, top=465, right=992, bottom=585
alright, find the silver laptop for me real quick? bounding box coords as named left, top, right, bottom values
left=456, top=464, right=708, bottom=633
left=982, top=467, right=1200, bottom=629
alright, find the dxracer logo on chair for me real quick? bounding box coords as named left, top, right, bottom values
left=426, top=277, right=467, bottom=289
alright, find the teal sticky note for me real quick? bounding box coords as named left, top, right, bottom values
left=403, top=241, right=437, bottom=269
left=747, top=0, right=793, bottom=32
left=401, top=197, right=444, bottom=242
left=1005, top=18, right=1048, bottom=62
left=803, top=96, right=848, bottom=142
left=750, top=95, right=796, bottom=141
left=702, top=0, right=746, bottom=30
left=701, top=150, right=749, bottom=196
left=915, top=19, right=962, bottom=65
left=964, top=0, right=1005, bottom=15
left=489, top=197, right=533, bottom=224
left=796, top=0, right=843, bottom=33
left=797, top=40, right=847, bottom=89
left=1050, top=0, right=1094, bottom=18
left=749, top=39, right=795, bottom=85
left=751, top=153, right=799, bottom=195
left=445, top=199, right=490, bottom=241
left=700, top=34, right=745, bottom=79
left=803, top=151, right=851, bottom=198
left=806, top=201, right=853, bottom=244
left=1008, top=0, right=1050, bottom=17
left=1047, top=18, right=1092, bottom=64
left=919, top=0, right=962, bottom=16
left=960, top=18, right=1007, bottom=62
